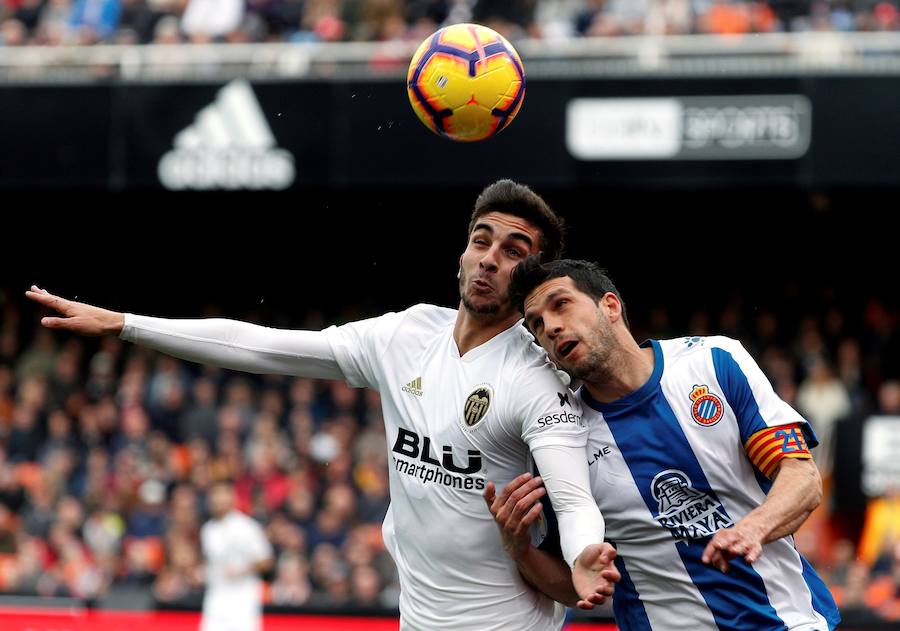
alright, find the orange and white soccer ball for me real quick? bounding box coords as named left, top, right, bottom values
left=407, top=23, right=526, bottom=142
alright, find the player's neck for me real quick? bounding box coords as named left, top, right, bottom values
left=582, top=344, right=655, bottom=403
left=453, top=304, right=520, bottom=357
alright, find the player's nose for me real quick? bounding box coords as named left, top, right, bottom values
left=545, top=316, right=563, bottom=338
left=478, top=245, right=500, bottom=271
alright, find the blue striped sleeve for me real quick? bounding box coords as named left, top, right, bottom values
left=712, top=347, right=769, bottom=444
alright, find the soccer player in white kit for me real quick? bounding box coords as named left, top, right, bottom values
left=200, top=480, right=274, bottom=631
left=26, top=181, right=618, bottom=630
left=494, top=257, right=841, bottom=630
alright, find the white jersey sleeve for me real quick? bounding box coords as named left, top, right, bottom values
left=120, top=314, right=343, bottom=380
left=532, top=444, right=606, bottom=569
left=322, top=310, right=407, bottom=389
left=507, top=353, right=605, bottom=568
left=708, top=336, right=817, bottom=446
left=515, top=359, right=587, bottom=451
left=242, top=517, right=273, bottom=566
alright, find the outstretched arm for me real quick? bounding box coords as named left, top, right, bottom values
left=27, top=286, right=124, bottom=336
left=25, top=286, right=344, bottom=379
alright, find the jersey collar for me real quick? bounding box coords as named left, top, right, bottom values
left=579, top=339, right=663, bottom=415
left=451, top=318, right=526, bottom=363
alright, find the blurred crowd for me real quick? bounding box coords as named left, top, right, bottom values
left=0, top=293, right=397, bottom=611
left=1, top=0, right=900, bottom=47
left=0, top=284, right=899, bottom=623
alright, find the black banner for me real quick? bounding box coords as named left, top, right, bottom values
left=1, top=75, right=899, bottom=190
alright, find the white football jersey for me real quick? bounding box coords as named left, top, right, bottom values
left=580, top=336, right=839, bottom=631
left=325, top=304, right=589, bottom=631
left=201, top=510, right=273, bottom=631
left=119, top=306, right=601, bottom=630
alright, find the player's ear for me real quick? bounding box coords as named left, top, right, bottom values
left=601, top=292, right=622, bottom=321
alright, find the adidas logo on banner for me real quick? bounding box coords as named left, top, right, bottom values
left=158, top=79, right=295, bottom=191
left=402, top=377, right=423, bottom=397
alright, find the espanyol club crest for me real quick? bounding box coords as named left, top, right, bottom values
left=689, top=384, right=724, bottom=427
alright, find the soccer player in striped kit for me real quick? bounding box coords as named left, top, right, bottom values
left=489, top=257, right=840, bottom=630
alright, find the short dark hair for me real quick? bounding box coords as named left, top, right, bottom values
left=509, top=256, right=629, bottom=327
left=468, top=180, right=565, bottom=261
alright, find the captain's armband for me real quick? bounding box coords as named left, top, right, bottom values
left=744, top=423, right=811, bottom=478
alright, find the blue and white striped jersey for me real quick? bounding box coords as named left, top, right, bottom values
left=581, top=336, right=839, bottom=631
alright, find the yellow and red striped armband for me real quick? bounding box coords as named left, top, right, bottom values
left=744, top=423, right=811, bottom=478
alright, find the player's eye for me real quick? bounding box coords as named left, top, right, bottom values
left=506, top=248, right=523, bottom=258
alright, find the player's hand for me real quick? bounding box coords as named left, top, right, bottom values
left=483, top=473, right=545, bottom=561
left=572, top=542, right=620, bottom=610
left=701, top=520, right=765, bottom=572
left=25, top=285, right=124, bottom=336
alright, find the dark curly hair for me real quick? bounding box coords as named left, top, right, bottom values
left=468, top=180, right=565, bottom=262
left=509, top=256, right=629, bottom=327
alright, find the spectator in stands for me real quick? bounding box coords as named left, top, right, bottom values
left=292, top=0, right=346, bottom=42
left=0, top=17, right=27, bottom=44
left=161, top=531, right=203, bottom=598
left=69, top=0, right=122, bottom=43
left=308, top=542, right=349, bottom=606
left=0, top=503, right=15, bottom=555
left=83, top=506, right=126, bottom=578
left=797, top=356, right=851, bottom=476
left=866, top=541, right=900, bottom=620
left=352, top=0, right=405, bottom=40
left=833, top=560, right=883, bottom=625
left=127, top=478, right=167, bottom=538
left=117, top=0, right=161, bottom=43
left=0, top=456, right=25, bottom=515
left=7, top=404, right=41, bottom=463
left=184, top=376, right=218, bottom=446
left=0, top=363, right=14, bottom=424
left=349, top=564, right=382, bottom=606
left=15, top=329, right=55, bottom=381
left=5, top=536, right=45, bottom=594
left=121, top=533, right=163, bottom=585
left=180, top=0, right=243, bottom=42
left=39, top=410, right=75, bottom=461
left=269, top=552, right=311, bottom=605
left=150, top=15, right=181, bottom=43
left=7, top=0, right=40, bottom=34
left=836, top=338, right=867, bottom=412
left=698, top=0, right=753, bottom=34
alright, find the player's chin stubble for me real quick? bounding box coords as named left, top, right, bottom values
left=567, top=350, right=606, bottom=383
left=461, top=293, right=501, bottom=316
left=459, top=273, right=501, bottom=316
left=568, top=325, right=616, bottom=385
